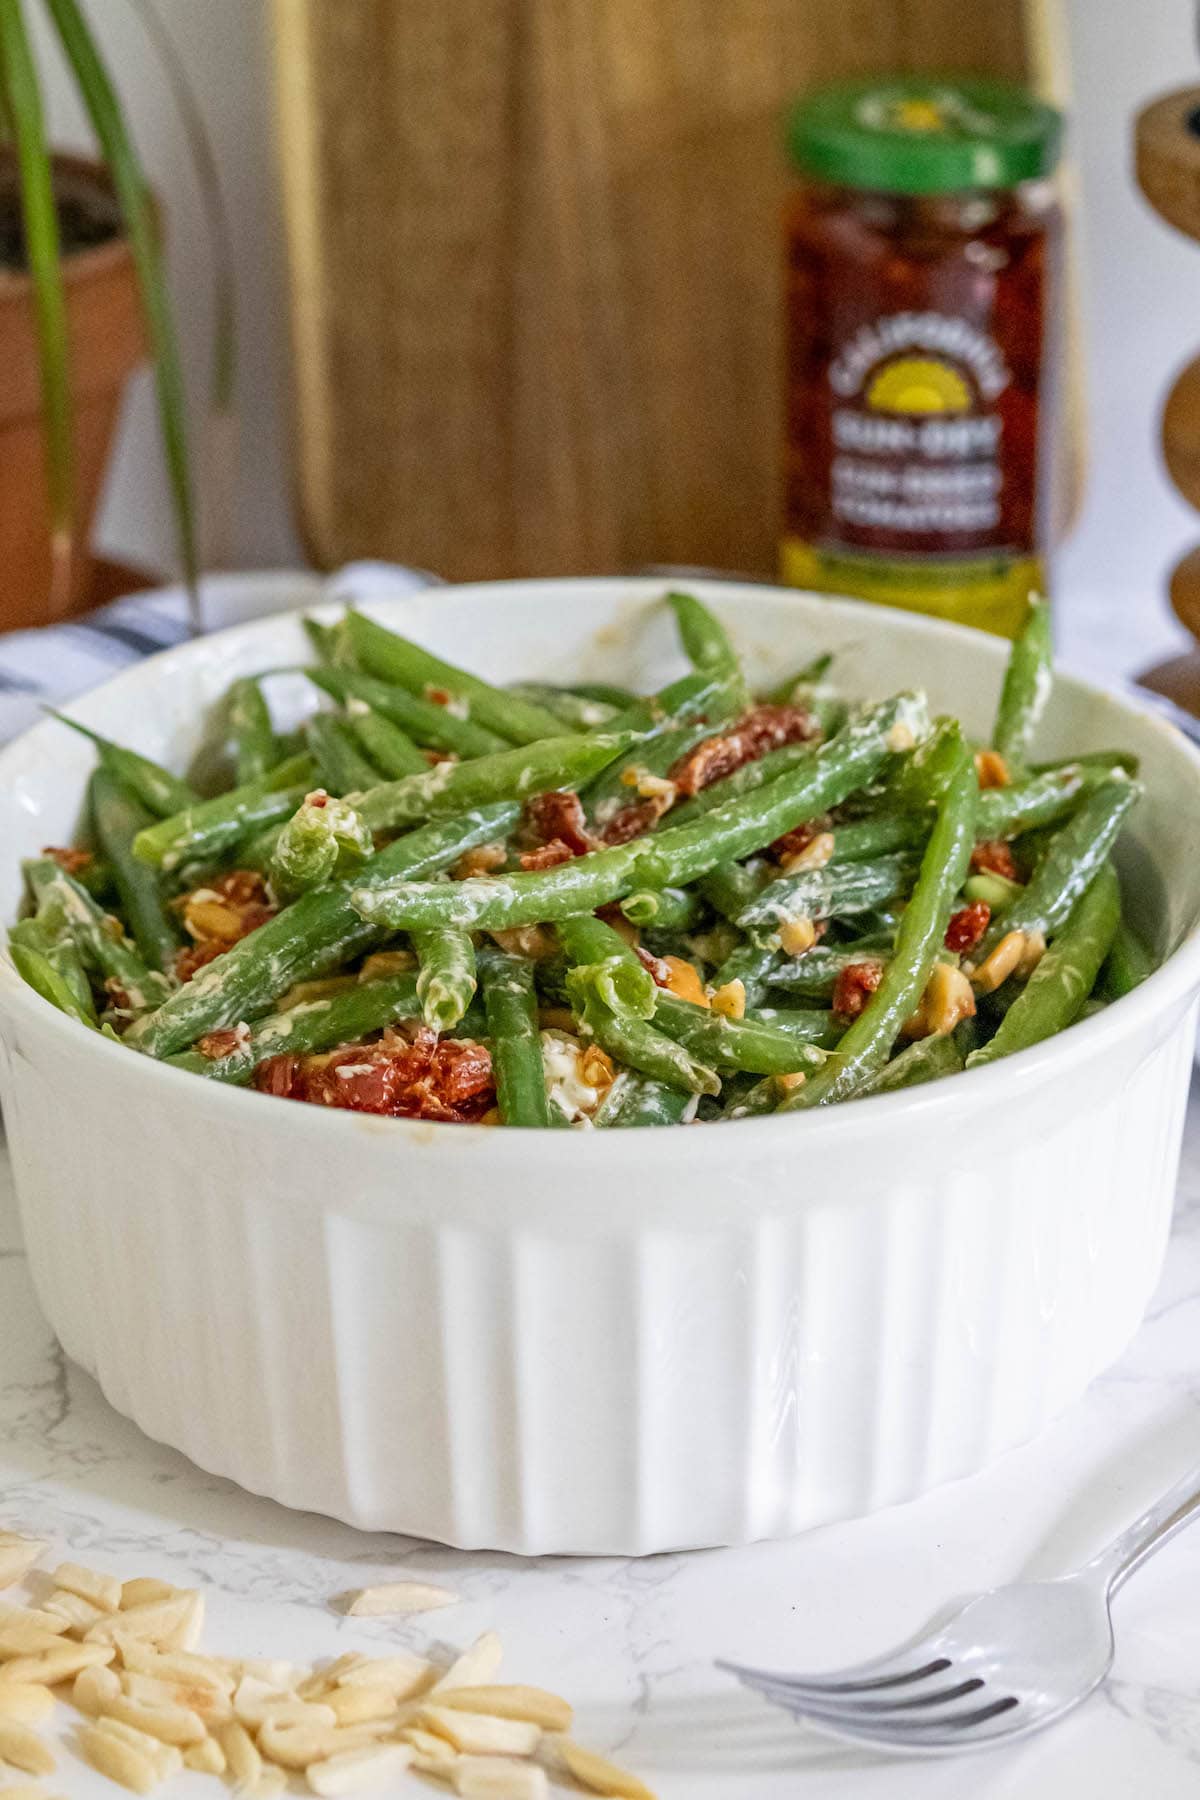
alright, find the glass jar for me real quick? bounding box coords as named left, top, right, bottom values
left=782, top=79, right=1063, bottom=638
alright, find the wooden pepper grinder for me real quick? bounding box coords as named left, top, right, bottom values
left=1136, top=83, right=1200, bottom=709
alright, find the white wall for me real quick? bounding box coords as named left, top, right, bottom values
left=37, top=0, right=1200, bottom=682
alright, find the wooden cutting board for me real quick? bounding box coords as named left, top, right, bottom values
left=270, top=0, right=1074, bottom=581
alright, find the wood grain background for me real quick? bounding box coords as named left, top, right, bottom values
left=270, top=0, right=1061, bottom=582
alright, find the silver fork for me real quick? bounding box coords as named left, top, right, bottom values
left=718, top=1460, right=1200, bottom=1754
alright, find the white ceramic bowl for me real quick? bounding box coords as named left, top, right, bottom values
left=2, top=579, right=1200, bottom=1557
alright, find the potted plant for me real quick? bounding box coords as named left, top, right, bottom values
left=0, top=0, right=212, bottom=632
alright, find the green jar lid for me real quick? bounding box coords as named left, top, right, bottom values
left=787, top=77, right=1062, bottom=194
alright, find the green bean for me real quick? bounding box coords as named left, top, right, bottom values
left=763, top=651, right=834, bottom=705
left=354, top=731, right=637, bottom=837
left=747, top=1005, right=844, bottom=1047
left=303, top=615, right=360, bottom=668
left=880, top=716, right=966, bottom=809
left=132, top=753, right=317, bottom=872
left=228, top=677, right=279, bottom=785
left=1100, top=914, right=1157, bottom=999
left=963, top=870, right=1023, bottom=912
left=45, top=708, right=199, bottom=817
left=25, top=857, right=171, bottom=1014
left=710, top=938, right=779, bottom=1007
left=270, top=793, right=373, bottom=898
left=480, top=948, right=552, bottom=1126
left=976, top=778, right=1140, bottom=955
left=619, top=885, right=702, bottom=931
left=577, top=992, right=720, bottom=1096
left=126, top=803, right=521, bottom=1059
left=782, top=738, right=977, bottom=1109
left=1032, top=749, right=1139, bottom=778
left=859, top=1032, right=964, bottom=1096
left=992, top=596, right=1052, bottom=770
left=666, top=741, right=818, bottom=828
left=90, top=769, right=181, bottom=973
left=593, top=1072, right=693, bottom=1127
left=832, top=814, right=929, bottom=861
left=975, top=765, right=1103, bottom=838
left=699, top=860, right=770, bottom=921
left=65, top=854, right=118, bottom=904
left=507, top=682, right=619, bottom=729
left=569, top=681, right=640, bottom=709
left=667, top=590, right=745, bottom=696
left=9, top=916, right=97, bottom=1025
left=166, top=972, right=423, bottom=1084
left=557, top=914, right=657, bottom=1019
left=345, top=704, right=427, bottom=778
left=763, top=944, right=884, bottom=1000
left=413, top=927, right=478, bottom=1031
left=346, top=609, right=572, bottom=744
left=306, top=715, right=383, bottom=795
left=652, top=991, right=827, bottom=1075
left=604, top=667, right=742, bottom=738
left=736, top=853, right=920, bottom=940
left=308, top=667, right=507, bottom=758
left=968, top=863, right=1121, bottom=1068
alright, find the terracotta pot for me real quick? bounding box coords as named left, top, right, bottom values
left=0, top=153, right=145, bottom=632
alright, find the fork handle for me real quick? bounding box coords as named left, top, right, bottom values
left=1085, top=1460, right=1200, bottom=1593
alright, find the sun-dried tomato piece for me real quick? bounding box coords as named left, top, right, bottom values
left=254, top=1027, right=494, bottom=1122
left=945, top=900, right=991, bottom=955
left=196, top=1025, right=249, bottom=1061
left=598, top=797, right=665, bottom=846
left=525, top=790, right=595, bottom=857
left=175, top=941, right=223, bottom=983
left=970, top=839, right=1018, bottom=881
left=519, top=840, right=575, bottom=871
left=43, top=845, right=95, bottom=876
left=769, top=815, right=832, bottom=863
left=634, top=944, right=673, bottom=988
left=669, top=705, right=815, bottom=800
left=831, top=959, right=885, bottom=1020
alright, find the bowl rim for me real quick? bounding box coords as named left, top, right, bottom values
left=4, top=573, right=1200, bottom=1164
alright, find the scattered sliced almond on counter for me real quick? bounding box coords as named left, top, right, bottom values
left=182, top=1734, right=226, bottom=1775
left=305, top=1740, right=412, bottom=1795
left=455, top=1756, right=549, bottom=1799
left=343, top=1579, right=460, bottom=1617
left=43, top=1590, right=107, bottom=1636
left=404, top=1723, right=459, bottom=1774
left=336, top=1651, right=434, bottom=1699
left=51, top=1563, right=122, bottom=1615
left=0, top=1605, right=68, bottom=1637
left=119, top=1579, right=176, bottom=1613
left=0, top=1717, right=56, bottom=1774
left=1, top=1640, right=115, bottom=1686
left=421, top=1703, right=541, bottom=1758
left=217, top=1717, right=262, bottom=1790
left=432, top=1631, right=504, bottom=1693
left=440, top=1685, right=573, bottom=1732
left=74, top=1662, right=122, bottom=1715
left=0, top=1537, right=45, bottom=1591
left=0, top=1680, right=55, bottom=1725
left=554, top=1735, right=660, bottom=1800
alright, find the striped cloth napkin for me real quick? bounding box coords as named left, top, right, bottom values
left=0, top=561, right=437, bottom=746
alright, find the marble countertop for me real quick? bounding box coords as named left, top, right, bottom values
left=3, top=1092, right=1200, bottom=1799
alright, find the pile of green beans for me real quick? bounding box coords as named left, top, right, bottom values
left=8, top=591, right=1153, bottom=1126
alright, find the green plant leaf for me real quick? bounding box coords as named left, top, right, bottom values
left=42, top=0, right=201, bottom=630
left=0, top=0, right=74, bottom=611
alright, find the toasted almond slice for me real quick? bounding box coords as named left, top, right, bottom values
left=0, top=1626, right=71, bottom=1660
left=119, top=1579, right=176, bottom=1613
left=431, top=1633, right=503, bottom=1695
left=74, top=1663, right=123, bottom=1715
left=183, top=1735, right=226, bottom=1775
left=306, top=1742, right=412, bottom=1795
left=554, top=1737, right=658, bottom=1800
left=325, top=1684, right=397, bottom=1727
left=403, top=1725, right=459, bottom=1775
left=79, top=1723, right=159, bottom=1796
left=0, top=1536, right=44, bottom=1590
left=43, top=1590, right=107, bottom=1637
left=217, top=1718, right=262, bottom=1790
left=455, top=1757, right=549, bottom=1800
left=86, top=1594, right=195, bottom=1648
left=710, top=978, right=746, bottom=1020
left=0, top=1680, right=55, bottom=1724
left=1, top=1641, right=115, bottom=1686
left=0, top=1605, right=68, bottom=1638
left=420, top=1705, right=540, bottom=1759
left=344, top=1581, right=460, bottom=1618
left=439, top=1686, right=572, bottom=1733
left=0, top=1717, right=56, bottom=1774
left=104, top=1690, right=207, bottom=1747
left=51, top=1563, right=121, bottom=1614
left=257, top=1715, right=339, bottom=1770
left=336, top=1653, right=433, bottom=1700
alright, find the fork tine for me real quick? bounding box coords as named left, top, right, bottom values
left=735, top=1670, right=987, bottom=1717
left=717, top=1653, right=952, bottom=1697
left=761, top=1692, right=1023, bottom=1747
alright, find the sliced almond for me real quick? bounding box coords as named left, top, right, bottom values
left=123, top=1668, right=231, bottom=1725
left=84, top=1715, right=182, bottom=1783
left=0, top=1605, right=68, bottom=1638
left=236, top=1657, right=300, bottom=1690
left=336, top=1653, right=433, bottom=1700
left=439, top=1686, right=572, bottom=1733
left=0, top=1786, right=65, bottom=1800
left=104, top=1690, right=206, bottom=1746
left=0, top=1625, right=72, bottom=1660
left=235, top=1676, right=334, bottom=1733
left=256, top=1771, right=288, bottom=1799
left=87, top=1593, right=195, bottom=1648
left=1, top=1640, right=115, bottom=1685
left=298, top=1654, right=366, bottom=1702
left=217, top=1718, right=262, bottom=1791
left=710, top=978, right=746, bottom=1021
left=431, top=1633, right=503, bottom=1695
left=0, top=1680, right=55, bottom=1725
left=257, top=1714, right=339, bottom=1770
left=403, top=1724, right=459, bottom=1775
left=43, top=1590, right=107, bottom=1636
left=343, top=1581, right=459, bottom=1618
left=455, top=1757, right=550, bottom=1800
left=183, top=1734, right=226, bottom=1775
left=0, top=1717, right=56, bottom=1774
left=0, top=1536, right=45, bottom=1590
left=326, top=1684, right=397, bottom=1727
left=421, top=1704, right=540, bottom=1758
left=51, top=1562, right=121, bottom=1614
left=306, top=1742, right=412, bottom=1795
left=554, top=1737, right=658, bottom=1800
left=79, top=1722, right=159, bottom=1795
left=74, top=1663, right=123, bottom=1716
left=113, top=1640, right=234, bottom=1695
left=119, top=1579, right=176, bottom=1613
left=161, top=1589, right=204, bottom=1652
left=778, top=915, right=817, bottom=957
